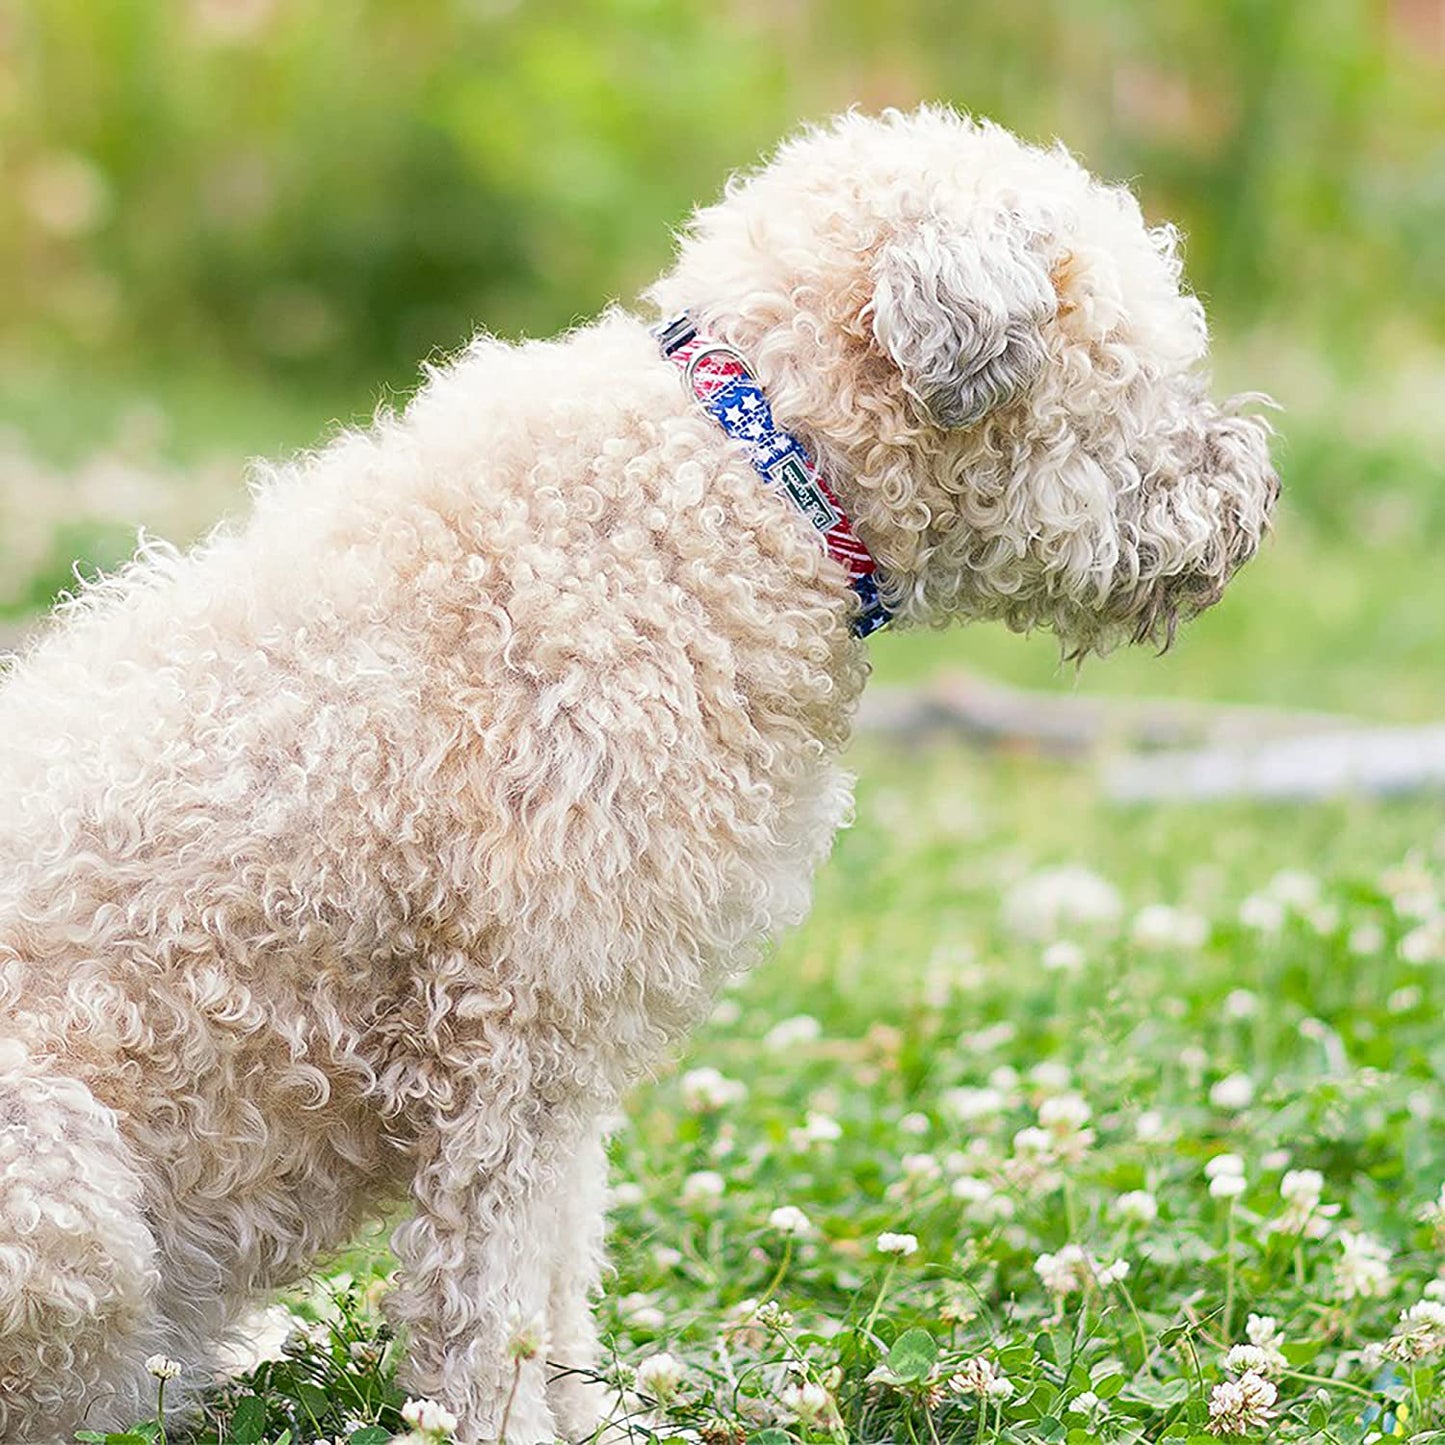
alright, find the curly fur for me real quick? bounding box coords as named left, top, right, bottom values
left=0, top=107, right=1275, bottom=1443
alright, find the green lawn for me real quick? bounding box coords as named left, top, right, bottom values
left=121, top=749, right=1445, bottom=1443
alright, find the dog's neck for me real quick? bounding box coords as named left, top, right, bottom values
left=653, top=313, right=891, bottom=640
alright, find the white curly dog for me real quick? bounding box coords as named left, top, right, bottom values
left=0, top=108, right=1276, bottom=1442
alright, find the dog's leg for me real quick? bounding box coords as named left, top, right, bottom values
left=0, top=1042, right=165, bottom=1444
left=544, top=1117, right=608, bottom=1441
left=389, top=1084, right=581, bottom=1445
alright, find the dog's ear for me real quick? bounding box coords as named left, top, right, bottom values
left=870, top=213, right=1057, bottom=429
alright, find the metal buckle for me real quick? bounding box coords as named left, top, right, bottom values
left=682, top=343, right=749, bottom=399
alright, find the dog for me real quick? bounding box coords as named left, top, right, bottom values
left=0, top=106, right=1277, bottom=1442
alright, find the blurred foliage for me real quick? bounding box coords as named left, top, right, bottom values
left=3, top=0, right=1443, bottom=393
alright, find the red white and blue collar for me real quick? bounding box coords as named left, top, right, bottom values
left=655, top=313, right=891, bottom=639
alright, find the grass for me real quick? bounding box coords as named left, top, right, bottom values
left=6, top=364, right=1445, bottom=1442
left=99, top=747, right=1445, bottom=1443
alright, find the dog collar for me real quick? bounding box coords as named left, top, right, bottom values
left=654, top=313, right=891, bottom=638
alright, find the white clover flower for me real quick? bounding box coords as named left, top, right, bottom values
left=1208, top=1372, right=1277, bottom=1434
left=1223, top=988, right=1260, bottom=1020
left=1001, top=865, right=1123, bottom=941
left=1238, top=892, right=1286, bottom=934
left=1265, top=1168, right=1338, bottom=1239
left=790, top=1110, right=843, bottom=1149
left=1033, top=1244, right=1127, bottom=1297
left=985, top=1373, right=1016, bottom=1399
left=952, top=1355, right=1007, bottom=1397
left=1210, top=1172, right=1247, bottom=1200
left=1179, top=1044, right=1209, bottom=1083
left=780, top=1378, right=835, bottom=1425
left=1013, top=1125, right=1054, bottom=1157
left=1267, top=869, right=1322, bottom=910
left=763, top=1014, right=822, bottom=1051
left=680, top=1170, right=725, bottom=1207
left=1419, top=1183, right=1445, bottom=1234
left=939, top=1283, right=979, bottom=1325
left=1131, top=903, right=1209, bottom=951
left=1205, top=1153, right=1246, bottom=1180
left=1387, top=1300, right=1445, bottom=1362
left=1388, top=985, right=1422, bottom=1013
left=951, top=1172, right=1014, bottom=1222
left=1117, top=1189, right=1159, bottom=1225
left=768, top=1205, right=814, bottom=1238
left=1349, top=922, right=1386, bottom=956
left=876, top=1231, right=919, bottom=1256
left=1095, top=1257, right=1130, bottom=1286
left=1038, top=1093, right=1095, bottom=1163
left=941, top=1085, right=1006, bottom=1122
left=1381, top=856, right=1437, bottom=918
left=1041, top=939, right=1086, bottom=972
left=145, top=1355, right=182, bottom=1381
left=1135, top=1109, right=1171, bottom=1143
left=635, top=1351, right=686, bottom=1403
left=620, top=1292, right=666, bottom=1332
left=965, top=1021, right=1018, bottom=1052
left=1224, top=1344, right=1276, bottom=1377
left=1400, top=922, right=1445, bottom=965
left=652, top=1245, right=683, bottom=1271
left=1260, top=1148, right=1291, bottom=1171
left=750, top=1299, right=793, bottom=1329
left=900, top=1152, right=942, bottom=1184
left=1006, top=1125, right=1062, bottom=1192
left=1334, top=1230, right=1392, bottom=1301
left=1280, top=1168, right=1323, bottom=1206
left=1209, top=1073, right=1255, bottom=1110
left=1029, top=1060, right=1073, bottom=1094
left=944, top=1144, right=987, bottom=1173
left=899, top=1110, right=931, bottom=1136
left=1034, top=1245, right=1089, bottom=1296
left=1246, top=1313, right=1288, bottom=1364
left=1039, top=1093, right=1091, bottom=1132
left=401, top=1397, right=459, bottom=1438
left=989, top=1064, right=1021, bottom=1092
left=680, top=1066, right=747, bottom=1113
left=951, top=1174, right=995, bottom=1205
left=612, top=1180, right=646, bottom=1208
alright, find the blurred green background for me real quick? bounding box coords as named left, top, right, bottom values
left=3, top=0, right=1444, bottom=716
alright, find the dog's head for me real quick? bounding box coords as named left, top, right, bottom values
left=649, top=106, right=1278, bottom=654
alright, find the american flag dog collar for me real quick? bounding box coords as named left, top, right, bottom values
left=654, top=313, right=891, bottom=639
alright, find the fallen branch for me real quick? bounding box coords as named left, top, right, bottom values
left=856, top=669, right=1354, bottom=757
left=1105, top=726, right=1445, bottom=803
